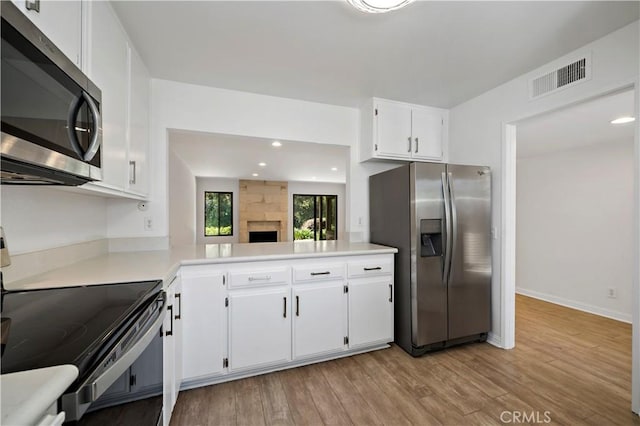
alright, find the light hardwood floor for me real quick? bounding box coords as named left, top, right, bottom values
left=171, top=295, right=639, bottom=425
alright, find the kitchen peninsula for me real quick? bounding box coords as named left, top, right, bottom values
left=5, top=241, right=397, bottom=422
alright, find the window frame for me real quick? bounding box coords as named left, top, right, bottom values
left=204, top=191, right=234, bottom=237
left=292, top=193, right=338, bottom=241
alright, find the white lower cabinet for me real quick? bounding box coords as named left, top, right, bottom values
left=177, top=253, right=394, bottom=393
left=181, top=272, right=226, bottom=381
left=162, top=275, right=183, bottom=425
left=228, top=287, right=291, bottom=371
left=293, top=281, right=346, bottom=359
left=348, top=277, right=394, bottom=348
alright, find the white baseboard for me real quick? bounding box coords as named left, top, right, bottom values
left=516, top=287, right=632, bottom=323
left=487, top=332, right=506, bottom=349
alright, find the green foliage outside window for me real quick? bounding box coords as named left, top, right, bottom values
left=293, top=194, right=337, bottom=241
left=205, top=192, right=232, bottom=236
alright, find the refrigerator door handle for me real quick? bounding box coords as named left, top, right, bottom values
left=447, top=172, right=458, bottom=286
left=441, top=172, right=452, bottom=285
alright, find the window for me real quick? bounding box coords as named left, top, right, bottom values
left=204, top=192, right=233, bottom=236
left=293, top=194, right=337, bottom=241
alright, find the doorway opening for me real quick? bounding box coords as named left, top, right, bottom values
left=512, top=89, right=636, bottom=416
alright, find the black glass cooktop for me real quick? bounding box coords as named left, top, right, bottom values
left=0, top=281, right=162, bottom=379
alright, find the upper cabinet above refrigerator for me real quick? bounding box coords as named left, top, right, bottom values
left=360, top=98, right=449, bottom=163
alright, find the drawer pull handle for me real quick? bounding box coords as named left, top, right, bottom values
left=364, top=267, right=382, bottom=271
left=248, top=275, right=272, bottom=282
left=310, top=271, right=331, bottom=276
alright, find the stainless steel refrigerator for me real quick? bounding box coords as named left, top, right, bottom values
left=370, top=162, right=491, bottom=356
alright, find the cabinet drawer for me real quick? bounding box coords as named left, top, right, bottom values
left=228, top=267, right=290, bottom=289
left=293, top=264, right=345, bottom=283
left=347, top=259, right=393, bottom=278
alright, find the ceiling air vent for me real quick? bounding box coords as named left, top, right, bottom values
left=529, top=54, right=590, bottom=99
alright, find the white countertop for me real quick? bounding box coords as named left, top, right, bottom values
left=1, top=365, right=78, bottom=426
left=7, top=241, right=397, bottom=291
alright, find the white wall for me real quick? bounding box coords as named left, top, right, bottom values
left=195, top=177, right=239, bottom=244
left=106, top=78, right=403, bottom=245
left=168, top=149, right=196, bottom=246
left=449, top=20, right=639, bottom=347
left=0, top=187, right=107, bottom=254
left=516, top=141, right=634, bottom=322
left=287, top=181, right=346, bottom=242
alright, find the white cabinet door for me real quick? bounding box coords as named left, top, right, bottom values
left=412, top=107, right=443, bottom=160
left=228, top=288, right=291, bottom=371
left=86, top=0, right=128, bottom=190
left=375, top=100, right=412, bottom=159
left=172, top=277, right=183, bottom=408
left=126, top=46, right=150, bottom=196
left=12, top=0, right=82, bottom=67
left=181, top=273, right=225, bottom=381
left=293, top=282, right=346, bottom=359
left=348, top=278, right=394, bottom=348
left=162, top=284, right=176, bottom=425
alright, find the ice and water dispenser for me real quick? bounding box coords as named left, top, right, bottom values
left=420, top=219, right=443, bottom=257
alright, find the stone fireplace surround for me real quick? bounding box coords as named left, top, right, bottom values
left=239, top=180, right=288, bottom=243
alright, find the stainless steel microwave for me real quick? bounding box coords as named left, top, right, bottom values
left=1, top=2, right=102, bottom=185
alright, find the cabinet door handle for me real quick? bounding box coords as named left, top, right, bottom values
left=310, top=271, right=330, bottom=276
left=296, top=295, right=300, bottom=316
left=248, top=275, right=271, bottom=282
left=407, top=136, right=412, bottom=152
left=364, top=266, right=382, bottom=271
left=389, top=284, right=393, bottom=303
left=415, top=137, right=419, bottom=153
left=175, top=293, right=181, bottom=320
left=283, top=297, right=287, bottom=318
left=165, top=305, right=173, bottom=336
left=129, top=161, right=136, bottom=185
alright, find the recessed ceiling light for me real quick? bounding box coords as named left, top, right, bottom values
left=258, top=162, right=267, bottom=167
left=610, top=116, right=636, bottom=124
left=311, top=176, right=317, bottom=180
left=272, top=141, right=282, bottom=147
left=331, top=167, right=338, bottom=172
left=252, top=173, right=259, bottom=177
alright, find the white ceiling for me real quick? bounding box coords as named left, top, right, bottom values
left=516, top=89, right=635, bottom=159
left=112, top=1, right=639, bottom=109
left=168, top=130, right=349, bottom=182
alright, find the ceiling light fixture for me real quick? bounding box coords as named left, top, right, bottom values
left=610, top=116, right=636, bottom=124
left=272, top=141, right=282, bottom=147
left=252, top=173, right=259, bottom=177
left=258, top=162, right=267, bottom=167
left=331, top=167, right=338, bottom=171
left=347, top=0, right=415, bottom=13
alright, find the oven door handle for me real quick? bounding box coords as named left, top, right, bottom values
left=61, top=291, right=167, bottom=420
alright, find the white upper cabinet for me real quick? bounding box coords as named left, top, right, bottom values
left=411, top=106, right=445, bottom=160
left=11, top=0, right=83, bottom=67
left=126, top=47, right=151, bottom=196
left=375, top=101, right=413, bottom=158
left=85, top=0, right=129, bottom=191
left=360, top=98, right=448, bottom=163
left=80, top=0, right=149, bottom=198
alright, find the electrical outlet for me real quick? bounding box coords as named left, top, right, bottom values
left=144, top=217, right=153, bottom=231
left=607, top=287, right=617, bottom=299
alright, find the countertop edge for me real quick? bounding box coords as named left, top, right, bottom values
left=1, top=365, right=79, bottom=425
